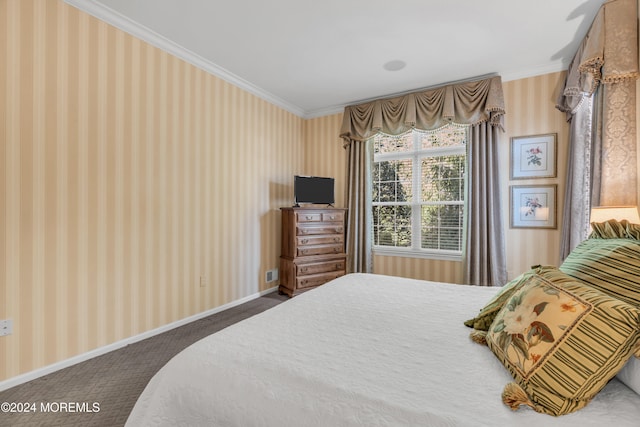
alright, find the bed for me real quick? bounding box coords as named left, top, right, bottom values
left=126, top=237, right=640, bottom=427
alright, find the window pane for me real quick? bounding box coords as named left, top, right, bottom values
left=421, top=204, right=463, bottom=251
left=372, top=159, right=412, bottom=202
left=417, top=124, right=467, bottom=149
left=373, top=132, right=413, bottom=154
left=421, top=155, right=465, bottom=202
left=370, top=126, right=467, bottom=256
left=373, top=205, right=412, bottom=247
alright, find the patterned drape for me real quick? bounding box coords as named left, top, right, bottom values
left=557, top=0, right=639, bottom=258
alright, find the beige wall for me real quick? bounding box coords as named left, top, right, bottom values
left=1, top=0, right=303, bottom=382
left=501, top=73, right=570, bottom=278
left=302, top=114, right=346, bottom=207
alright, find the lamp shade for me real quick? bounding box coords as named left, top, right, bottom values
left=590, top=206, right=640, bottom=224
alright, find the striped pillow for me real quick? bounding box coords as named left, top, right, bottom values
left=559, top=238, right=640, bottom=308
left=486, top=269, right=640, bottom=416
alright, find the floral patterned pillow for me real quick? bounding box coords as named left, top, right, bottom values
left=486, top=270, right=640, bottom=416
left=465, top=265, right=570, bottom=331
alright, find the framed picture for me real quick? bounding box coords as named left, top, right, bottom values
left=510, top=185, right=557, bottom=229
left=510, top=133, right=557, bottom=179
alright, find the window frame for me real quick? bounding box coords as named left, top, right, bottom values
left=371, top=127, right=467, bottom=261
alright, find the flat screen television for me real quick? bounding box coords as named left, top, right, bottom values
left=294, top=175, right=335, bottom=206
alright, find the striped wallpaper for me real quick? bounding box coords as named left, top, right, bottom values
left=1, top=0, right=303, bottom=382
left=303, top=114, right=346, bottom=206
left=501, top=72, right=570, bottom=279
left=2, top=0, right=638, bottom=387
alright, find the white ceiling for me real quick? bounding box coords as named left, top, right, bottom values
left=66, top=0, right=606, bottom=118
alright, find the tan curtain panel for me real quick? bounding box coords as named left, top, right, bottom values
left=559, top=0, right=638, bottom=205
left=557, top=0, right=639, bottom=257
left=340, top=76, right=505, bottom=141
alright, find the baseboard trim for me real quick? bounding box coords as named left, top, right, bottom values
left=0, top=286, right=278, bottom=392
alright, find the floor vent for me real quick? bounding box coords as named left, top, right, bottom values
left=266, top=269, right=279, bottom=283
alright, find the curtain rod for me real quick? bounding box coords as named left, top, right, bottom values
left=345, top=72, right=500, bottom=108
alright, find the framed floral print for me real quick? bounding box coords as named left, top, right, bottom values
left=510, top=133, right=557, bottom=180
left=510, top=185, right=557, bottom=229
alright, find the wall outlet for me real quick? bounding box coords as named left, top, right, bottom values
left=0, top=319, right=13, bottom=336
left=199, top=275, right=206, bottom=287
left=266, top=268, right=279, bottom=283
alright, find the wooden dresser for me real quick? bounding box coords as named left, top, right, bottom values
left=279, top=207, right=347, bottom=297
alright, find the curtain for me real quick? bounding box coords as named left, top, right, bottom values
left=343, top=139, right=373, bottom=273
left=559, top=94, right=596, bottom=259
left=340, top=76, right=505, bottom=141
left=340, top=76, right=507, bottom=285
left=465, top=122, right=508, bottom=286
left=557, top=0, right=639, bottom=258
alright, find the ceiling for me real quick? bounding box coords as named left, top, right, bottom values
left=66, top=0, right=606, bottom=118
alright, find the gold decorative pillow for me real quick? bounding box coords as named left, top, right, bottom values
left=465, top=265, right=561, bottom=331
left=486, top=270, right=640, bottom=416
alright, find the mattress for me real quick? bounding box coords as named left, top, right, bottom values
left=126, top=273, right=640, bottom=426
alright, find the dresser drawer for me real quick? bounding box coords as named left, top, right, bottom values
left=297, top=260, right=345, bottom=276
left=321, top=211, right=344, bottom=222
left=280, top=207, right=348, bottom=297
left=297, top=235, right=343, bottom=246
left=296, top=225, right=344, bottom=236
left=296, top=212, right=322, bottom=223
left=296, top=271, right=344, bottom=289
left=297, top=244, right=343, bottom=257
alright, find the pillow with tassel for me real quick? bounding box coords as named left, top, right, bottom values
left=482, top=268, right=640, bottom=416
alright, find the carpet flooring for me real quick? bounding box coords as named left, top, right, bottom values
left=0, top=291, right=288, bottom=427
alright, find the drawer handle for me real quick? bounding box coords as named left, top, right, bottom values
left=300, top=267, right=308, bottom=273
left=333, top=237, right=339, bottom=242
left=333, top=247, right=340, bottom=252
left=301, top=249, right=308, bottom=255
left=300, top=229, right=308, bottom=234
left=336, top=227, right=343, bottom=233
left=328, top=215, right=336, bottom=220
left=337, top=263, right=343, bottom=269
left=301, top=239, right=309, bottom=244
left=301, top=280, right=308, bottom=285
left=305, top=215, right=313, bottom=220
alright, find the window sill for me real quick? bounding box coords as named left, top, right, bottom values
left=373, top=247, right=463, bottom=262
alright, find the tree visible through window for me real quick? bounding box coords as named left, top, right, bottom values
left=371, top=124, right=467, bottom=258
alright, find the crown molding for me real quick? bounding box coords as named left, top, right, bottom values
left=303, top=105, right=346, bottom=119
left=500, top=60, right=568, bottom=83
left=63, top=0, right=307, bottom=118
left=64, top=1, right=570, bottom=121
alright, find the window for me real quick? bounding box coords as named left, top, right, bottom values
left=371, top=124, right=468, bottom=260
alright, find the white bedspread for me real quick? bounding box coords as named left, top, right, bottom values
left=126, top=273, right=640, bottom=426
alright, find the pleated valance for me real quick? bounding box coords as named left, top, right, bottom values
left=557, top=0, right=639, bottom=113
left=340, top=75, right=505, bottom=143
